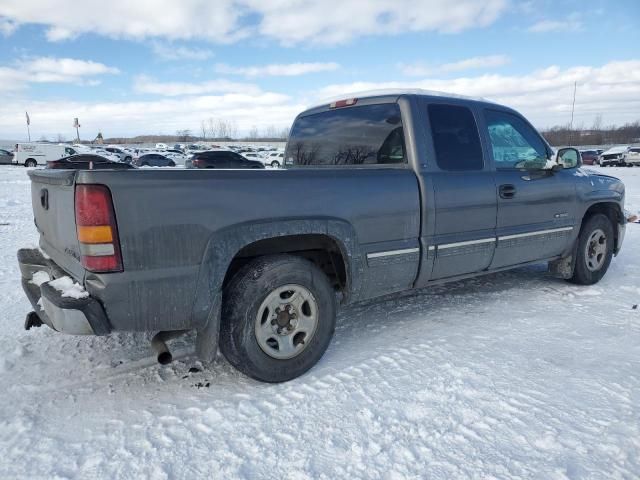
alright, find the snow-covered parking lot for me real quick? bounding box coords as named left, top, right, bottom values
left=0, top=165, right=639, bottom=479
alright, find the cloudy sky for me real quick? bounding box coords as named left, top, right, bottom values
left=0, top=0, right=639, bottom=140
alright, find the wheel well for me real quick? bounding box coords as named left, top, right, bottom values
left=223, top=234, right=348, bottom=294
left=581, top=202, right=623, bottom=249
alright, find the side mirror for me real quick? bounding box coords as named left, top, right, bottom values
left=556, top=147, right=581, bottom=169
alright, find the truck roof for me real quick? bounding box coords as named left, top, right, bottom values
left=307, top=88, right=496, bottom=111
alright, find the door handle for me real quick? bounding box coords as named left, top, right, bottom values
left=499, top=184, right=516, bottom=199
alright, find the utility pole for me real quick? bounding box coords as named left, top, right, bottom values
left=25, top=112, right=31, bottom=142
left=568, top=81, right=577, bottom=146
left=73, top=117, right=81, bottom=143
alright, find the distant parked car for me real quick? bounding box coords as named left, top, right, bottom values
left=579, top=150, right=599, bottom=165
left=624, top=147, right=640, bottom=166
left=265, top=151, right=284, bottom=167
left=104, top=146, right=133, bottom=163
left=0, top=148, right=14, bottom=165
left=599, top=146, right=640, bottom=167
left=134, top=153, right=176, bottom=167
left=155, top=143, right=168, bottom=150
left=186, top=150, right=265, bottom=169
left=241, top=151, right=265, bottom=162
left=46, top=154, right=134, bottom=170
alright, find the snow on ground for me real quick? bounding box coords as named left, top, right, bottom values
left=0, top=165, right=639, bottom=479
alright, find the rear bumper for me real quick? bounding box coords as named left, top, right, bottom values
left=18, top=248, right=111, bottom=335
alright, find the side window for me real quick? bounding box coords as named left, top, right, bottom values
left=428, top=104, right=483, bottom=171
left=285, top=103, right=406, bottom=166
left=484, top=109, right=548, bottom=169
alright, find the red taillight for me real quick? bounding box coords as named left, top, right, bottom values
left=75, top=184, right=123, bottom=273
left=192, top=158, right=202, bottom=167
left=330, top=98, right=357, bottom=109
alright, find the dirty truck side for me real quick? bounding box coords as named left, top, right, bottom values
left=18, top=91, right=626, bottom=383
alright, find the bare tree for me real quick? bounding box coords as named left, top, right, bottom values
left=176, top=129, right=192, bottom=142
left=56, top=133, right=66, bottom=142
left=248, top=125, right=259, bottom=140
left=206, top=118, right=216, bottom=139
left=279, top=126, right=290, bottom=140
left=200, top=120, right=207, bottom=141
left=229, top=120, right=238, bottom=139
left=216, top=119, right=229, bottom=139
left=262, top=125, right=278, bottom=139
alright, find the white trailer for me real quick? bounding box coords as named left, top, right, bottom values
left=13, top=143, right=77, bottom=167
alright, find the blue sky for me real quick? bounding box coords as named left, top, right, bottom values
left=1, top=0, right=639, bottom=139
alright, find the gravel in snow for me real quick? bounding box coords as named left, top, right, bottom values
left=0, top=165, right=639, bottom=479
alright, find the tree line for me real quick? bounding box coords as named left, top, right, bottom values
left=541, top=116, right=640, bottom=146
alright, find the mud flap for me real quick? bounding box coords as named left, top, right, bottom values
left=195, top=291, right=221, bottom=363
left=549, top=239, right=579, bottom=279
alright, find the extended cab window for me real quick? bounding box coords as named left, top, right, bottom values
left=285, top=103, right=406, bottom=166
left=484, top=109, right=548, bottom=169
left=428, top=104, right=483, bottom=171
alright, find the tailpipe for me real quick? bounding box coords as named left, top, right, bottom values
left=151, top=330, right=189, bottom=364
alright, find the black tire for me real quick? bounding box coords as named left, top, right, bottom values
left=141, top=162, right=149, bottom=166
left=124, top=156, right=132, bottom=163
left=568, top=213, right=614, bottom=285
left=168, top=161, right=176, bottom=167
left=24, top=159, right=37, bottom=168
left=220, top=254, right=337, bottom=383
left=271, top=161, right=280, bottom=168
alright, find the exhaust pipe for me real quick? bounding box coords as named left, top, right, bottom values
left=151, top=330, right=189, bottom=364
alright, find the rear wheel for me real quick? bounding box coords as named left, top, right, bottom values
left=168, top=161, right=176, bottom=167
left=568, top=213, right=614, bottom=285
left=271, top=160, right=281, bottom=168
left=24, top=159, right=37, bottom=168
left=220, top=255, right=336, bottom=383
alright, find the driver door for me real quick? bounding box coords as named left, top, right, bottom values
left=482, top=108, right=578, bottom=268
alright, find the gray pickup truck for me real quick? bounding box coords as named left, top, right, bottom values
left=18, top=90, right=626, bottom=383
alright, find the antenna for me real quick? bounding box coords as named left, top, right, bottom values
left=568, top=81, right=577, bottom=145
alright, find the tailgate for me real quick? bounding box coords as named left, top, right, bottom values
left=28, top=169, right=85, bottom=281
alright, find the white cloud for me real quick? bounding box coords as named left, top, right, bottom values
left=0, top=0, right=246, bottom=43
left=0, top=92, right=303, bottom=138
left=248, top=0, right=509, bottom=45
left=0, top=0, right=508, bottom=45
left=133, top=75, right=262, bottom=96
left=315, top=60, right=640, bottom=127
left=400, top=55, right=510, bottom=76
left=151, top=42, right=214, bottom=61
left=215, top=62, right=340, bottom=77
left=0, top=57, right=119, bottom=92
left=528, top=13, right=582, bottom=33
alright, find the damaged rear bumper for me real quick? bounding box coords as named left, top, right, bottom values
left=18, top=248, right=111, bottom=335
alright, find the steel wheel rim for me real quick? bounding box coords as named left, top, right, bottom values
left=255, top=284, right=319, bottom=360
left=585, top=228, right=607, bottom=272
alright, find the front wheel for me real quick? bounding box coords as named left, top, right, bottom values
left=568, top=213, right=614, bottom=285
left=220, top=255, right=336, bottom=383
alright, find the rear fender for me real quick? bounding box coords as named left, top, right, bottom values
left=191, top=218, right=363, bottom=362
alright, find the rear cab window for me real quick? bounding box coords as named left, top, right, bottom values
left=285, top=103, right=406, bottom=167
